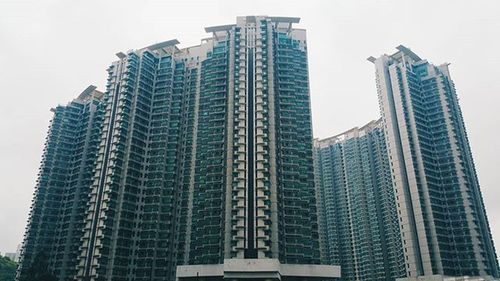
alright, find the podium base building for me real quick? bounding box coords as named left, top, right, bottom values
left=176, top=259, right=340, bottom=281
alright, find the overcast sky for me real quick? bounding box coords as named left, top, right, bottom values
left=0, top=0, right=499, bottom=257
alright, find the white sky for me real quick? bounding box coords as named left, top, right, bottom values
left=0, top=0, right=499, bottom=258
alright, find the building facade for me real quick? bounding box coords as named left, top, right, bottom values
left=369, top=46, right=499, bottom=278
left=314, top=120, right=406, bottom=281
left=18, top=16, right=337, bottom=281
left=17, top=86, right=105, bottom=281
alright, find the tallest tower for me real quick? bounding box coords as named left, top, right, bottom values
left=177, top=15, right=337, bottom=280
left=219, top=16, right=317, bottom=261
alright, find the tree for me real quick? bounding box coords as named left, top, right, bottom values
left=0, top=256, right=17, bottom=281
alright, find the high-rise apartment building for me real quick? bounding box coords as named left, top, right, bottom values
left=368, top=46, right=499, bottom=278
left=18, top=16, right=339, bottom=281
left=18, top=86, right=105, bottom=281
left=314, top=120, right=406, bottom=281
